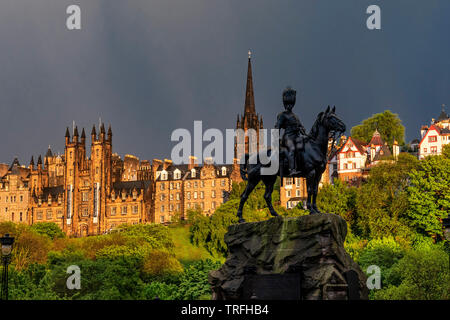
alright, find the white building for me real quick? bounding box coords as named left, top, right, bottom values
left=419, top=106, right=450, bottom=159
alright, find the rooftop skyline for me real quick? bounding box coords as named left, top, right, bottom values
left=0, top=0, right=449, bottom=164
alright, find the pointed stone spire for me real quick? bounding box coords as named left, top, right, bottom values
left=244, top=50, right=256, bottom=116
left=100, top=123, right=105, bottom=134
left=107, top=124, right=112, bottom=137
left=65, top=127, right=70, bottom=138
left=45, top=145, right=53, bottom=158
left=37, top=155, right=42, bottom=170
left=73, top=126, right=79, bottom=137
left=81, top=128, right=86, bottom=139
left=30, top=155, right=35, bottom=166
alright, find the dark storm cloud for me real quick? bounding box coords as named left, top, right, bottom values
left=0, top=0, right=449, bottom=164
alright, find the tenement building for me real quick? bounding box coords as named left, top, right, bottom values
left=151, top=157, right=240, bottom=224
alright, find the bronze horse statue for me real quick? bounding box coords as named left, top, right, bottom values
left=237, top=106, right=345, bottom=223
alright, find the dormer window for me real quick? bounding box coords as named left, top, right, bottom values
left=38, top=198, right=42, bottom=206
left=161, top=170, right=168, bottom=181
left=58, top=195, right=62, bottom=205
left=191, top=169, right=196, bottom=178
left=122, top=192, right=126, bottom=201
left=132, top=189, right=137, bottom=200
left=173, top=169, right=181, bottom=180
left=221, top=167, right=227, bottom=176
left=111, top=191, right=116, bottom=201
left=48, top=195, right=52, bottom=205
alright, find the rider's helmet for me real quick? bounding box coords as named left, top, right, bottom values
left=282, top=87, right=296, bottom=110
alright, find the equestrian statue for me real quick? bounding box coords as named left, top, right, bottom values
left=237, top=87, right=346, bottom=223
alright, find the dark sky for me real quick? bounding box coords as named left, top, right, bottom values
left=0, top=0, right=449, bottom=164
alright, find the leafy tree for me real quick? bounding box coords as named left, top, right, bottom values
left=442, top=144, right=450, bottom=159
left=356, top=153, right=419, bottom=240
left=30, top=222, right=65, bottom=240
left=374, top=242, right=449, bottom=300
left=317, top=180, right=357, bottom=226
left=141, top=250, right=183, bottom=278
left=406, top=155, right=450, bottom=238
left=351, top=110, right=405, bottom=146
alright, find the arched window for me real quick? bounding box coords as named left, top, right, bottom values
left=221, top=167, right=227, bottom=176
left=191, top=169, right=196, bottom=178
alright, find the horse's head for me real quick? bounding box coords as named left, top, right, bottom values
left=321, top=106, right=346, bottom=134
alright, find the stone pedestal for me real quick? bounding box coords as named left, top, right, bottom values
left=208, top=214, right=368, bottom=300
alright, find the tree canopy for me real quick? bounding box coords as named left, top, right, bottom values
left=351, top=110, right=405, bottom=146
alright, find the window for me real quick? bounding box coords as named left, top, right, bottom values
left=212, top=201, right=216, bottom=209
left=176, top=193, right=180, bottom=200
left=191, top=169, right=196, bottom=178
left=286, top=190, right=291, bottom=197
left=37, top=211, right=43, bottom=220
left=212, top=190, right=216, bottom=198
left=57, top=210, right=63, bottom=218
left=132, top=206, right=138, bottom=214
left=221, top=179, right=225, bottom=187
left=201, top=180, right=205, bottom=188
left=111, top=207, right=116, bottom=216
left=160, top=183, right=165, bottom=191
left=160, top=215, right=165, bottom=223
left=187, top=182, right=191, bottom=188
left=176, top=204, right=180, bottom=211
left=20, top=195, right=23, bottom=202
left=170, top=183, right=174, bottom=190
left=200, top=191, right=204, bottom=199
left=194, top=181, right=198, bottom=188
left=428, top=136, right=437, bottom=143
left=286, top=178, right=293, bottom=185
left=82, top=192, right=89, bottom=202
left=200, top=202, right=204, bottom=209
left=132, top=190, right=137, bottom=200
left=121, top=206, right=127, bottom=215
left=20, top=212, right=23, bottom=222
left=169, top=204, right=173, bottom=212
left=122, top=192, right=126, bottom=200
left=82, top=208, right=89, bottom=217
left=424, top=148, right=427, bottom=153
left=170, top=193, right=174, bottom=201
left=211, top=180, right=215, bottom=187
left=221, top=167, right=227, bottom=176
left=296, top=178, right=301, bottom=187
left=296, top=190, right=301, bottom=197
left=353, top=163, right=356, bottom=169
left=187, top=192, right=191, bottom=200
left=160, top=194, right=165, bottom=201
left=194, top=192, right=198, bottom=199
left=111, top=192, right=116, bottom=201
left=176, top=183, right=180, bottom=189
left=344, top=163, right=348, bottom=170
left=431, top=146, right=437, bottom=153
left=160, top=206, right=164, bottom=213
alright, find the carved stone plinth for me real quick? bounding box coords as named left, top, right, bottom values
left=208, top=214, right=368, bottom=300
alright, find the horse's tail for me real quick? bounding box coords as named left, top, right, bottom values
left=240, top=153, right=249, bottom=181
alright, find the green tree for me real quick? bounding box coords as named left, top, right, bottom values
left=356, top=153, right=419, bottom=240
left=351, top=110, right=405, bottom=146
left=317, top=180, right=357, bottom=225
left=406, top=155, right=450, bottom=237
left=30, top=222, right=65, bottom=240
left=442, top=144, right=450, bottom=159
left=374, top=242, right=449, bottom=300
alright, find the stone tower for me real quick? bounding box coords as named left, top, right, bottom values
left=236, top=50, right=263, bottom=157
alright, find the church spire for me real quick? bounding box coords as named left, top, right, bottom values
left=244, top=50, right=256, bottom=116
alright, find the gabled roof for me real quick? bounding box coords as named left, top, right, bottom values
left=368, top=129, right=384, bottom=146
left=373, top=145, right=392, bottom=161
left=337, top=137, right=366, bottom=155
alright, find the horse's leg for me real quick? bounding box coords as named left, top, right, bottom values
left=263, top=175, right=278, bottom=217
left=237, top=178, right=260, bottom=223
left=306, top=170, right=316, bottom=214
left=312, top=173, right=322, bottom=213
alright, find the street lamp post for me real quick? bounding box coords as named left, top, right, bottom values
left=0, top=234, right=15, bottom=300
